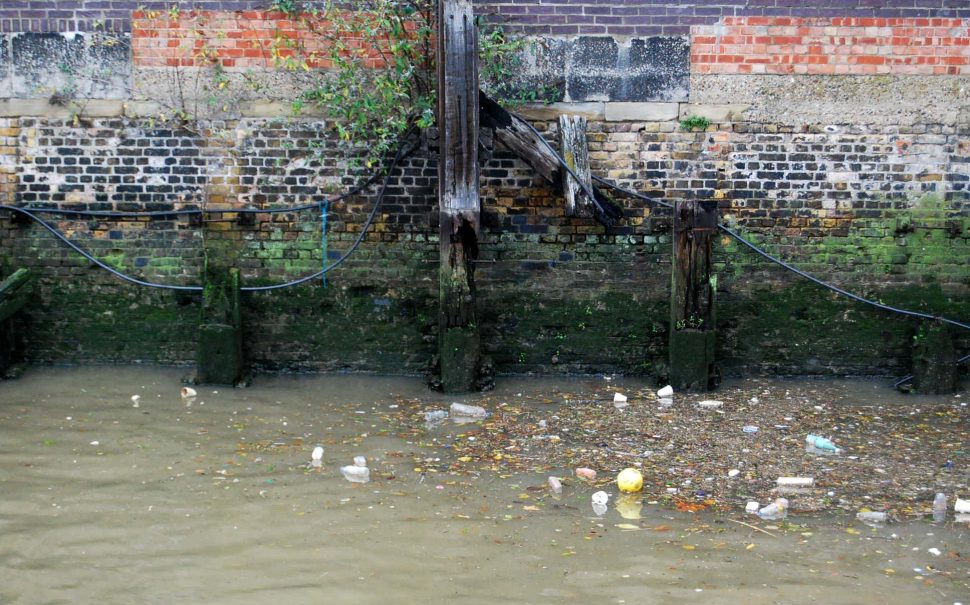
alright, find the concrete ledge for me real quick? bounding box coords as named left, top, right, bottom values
left=604, top=102, right=679, bottom=122
left=0, top=99, right=125, bottom=118
left=517, top=102, right=605, bottom=121
left=679, top=103, right=750, bottom=122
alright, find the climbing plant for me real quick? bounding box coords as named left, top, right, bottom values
left=132, top=1, right=548, bottom=167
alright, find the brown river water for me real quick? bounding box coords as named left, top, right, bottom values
left=1, top=367, right=967, bottom=604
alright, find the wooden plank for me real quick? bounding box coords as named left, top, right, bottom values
left=669, top=200, right=718, bottom=391
left=437, top=0, right=481, bottom=392
left=559, top=114, right=594, bottom=218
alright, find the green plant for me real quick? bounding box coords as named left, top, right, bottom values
left=679, top=115, right=711, bottom=131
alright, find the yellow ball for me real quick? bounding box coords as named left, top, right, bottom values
left=616, top=468, right=643, bottom=493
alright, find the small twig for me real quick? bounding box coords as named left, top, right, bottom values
left=727, top=518, right=777, bottom=537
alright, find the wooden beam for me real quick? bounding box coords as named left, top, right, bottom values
left=437, top=0, right=481, bottom=392
left=669, top=200, right=719, bottom=391
left=0, top=268, right=32, bottom=323
left=479, top=91, right=622, bottom=226
left=559, top=114, right=594, bottom=218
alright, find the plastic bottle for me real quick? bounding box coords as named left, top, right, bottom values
left=547, top=476, right=563, bottom=496
left=856, top=511, right=888, bottom=525
left=424, top=410, right=448, bottom=423
left=449, top=402, right=488, bottom=419
left=932, top=493, right=947, bottom=523
left=757, top=497, right=789, bottom=520
left=340, top=456, right=370, bottom=483
left=805, top=434, right=840, bottom=454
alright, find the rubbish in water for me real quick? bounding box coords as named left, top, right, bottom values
left=311, top=446, right=324, bottom=461
left=538, top=419, right=547, bottom=429
left=856, top=511, right=888, bottom=526
left=131, top=395, right=140, bottom=402
left=592, top=501, right=608, bottom=517
left=742, top=425, right=759, bottom=433
left=89, top=441, right=99, bottom=446
left=657, top=385, right=674, bottom=398
left=449, top=402, right=488, bottom=420
left=697, top=400, right=723, bottom=408
left=547, top=476, right=563, bottom=496
left=340, top=456, right=370, bottom=483
left=728, top=469, right=740, bottom=478
left=745, top=501, right=760, bottom=514
left=805, top=434, right=840, bottom=454
left=615, top=494, right=642, bottom=520
left=928, top=547, right=942, bottom=556
left=749, top=396, right=760, bottom=404
left=933, top=493, right=947, bottom=522
left=575, top=467, right=597, bottom=481
left=181, top=387, right=197, bottom=399
left=954, top=497, right=970, bottom=514
left=658, top=397, right=673, bottom=406
left=591, top=491, right=610, bottom=506
left=424, top=410, right=448, bottom=423
left=955, top=513, right=970, bottom=524
left=757, top=498, right=789, bottom=520
left=613, top=392, right=627, bottom=404
left=616, top=468, right=643, bottom=493
left=777, top=477, right=814, bottom=488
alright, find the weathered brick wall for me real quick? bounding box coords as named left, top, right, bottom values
left=1, top=6, right=967, bottom=378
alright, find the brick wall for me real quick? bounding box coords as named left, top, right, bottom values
left=1, top=4, right=968, bottom=377
left=693, top=17, right=970, bottom=75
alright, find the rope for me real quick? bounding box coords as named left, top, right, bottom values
left=9, top=169, right=385, bottom=219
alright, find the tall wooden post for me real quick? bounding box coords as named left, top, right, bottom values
left=669, top=200, right=718, bottom=391
left=437, top=0, right=480, bottom=392
left=911, top=320, right=957, bottom=394
left=559, top=115, right=594, bottom=218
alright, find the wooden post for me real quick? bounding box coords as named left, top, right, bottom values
left=437, top=0, right=480, bottom=392
left=669, top=200, right=718, bottom=391
left=197, top=266, right=243, bottom=385
left=559, top=115, right=594, bottom=218
left=911, top=320, right=957, bottom=394
left=0, top=268, right=32, bottom=378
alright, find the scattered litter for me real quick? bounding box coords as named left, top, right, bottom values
left=856, top=511, right=888, bottom=526
left=805, top=434, right=840, bottom=454
left=89, top=441, right=99, bottom=446
left=616, top=468, right=643, bottom=493
left=613, top=393, right=627, bottom=404
left=591, top=491, right=610, bottom=506
left=745, top=501, right=760, bottom=514
left=742, top=425, right=759, bottom=433
left=575, top=467, right=597, bottom=481
left=181, top=387, right=197, bottom=399
left=424, top=410, right=448, bottom=424
left=311, top=446, right=324, bottom=462
left=547, top=476, right=562, bottom=496
left=449, top=403, right=488, bottom=420
left=777, top=477, right=814, bottom=488
left=933, top=493, right=947, bottom=522
left=728, top=469, right=740, bottom=478
left=592, top=501, right=608, bottom=516
left=757, top=498, right=789, bottom=520
left=954, top=497, right=970, bottom=514
left=697, top=400, right=722, bottom=409
left=656, top=385, right=674, bottom=398
left=658, top=397, right=673, bottom=406
left=340, top=456, right=370, bottom=483
left=928, top=547, right=942, bottom=556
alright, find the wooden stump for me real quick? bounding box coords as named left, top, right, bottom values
left=669, top=200, right=718, bottom=391
left=0, top=268, right=32, bottom=378
left=911, top=321, right=957, bottom=394
left=437, top=0, right=481, bottom=392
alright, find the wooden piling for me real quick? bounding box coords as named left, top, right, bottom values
left=669, top=200, right=719, bottom=391
left=437, top=0, right=481, bottom=392
left=0, top=268, right=32, bottom=377
left=559, top=115, right=594, bottom=218
left=197, top=266, right=243, bottom=385
left=911, top=320, right=957, bottom=394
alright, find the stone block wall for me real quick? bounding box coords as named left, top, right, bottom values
left=0, top=3, right=967, bottom=379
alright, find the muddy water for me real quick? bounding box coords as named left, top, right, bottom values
left=0, top=368, right=966, bottom=605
